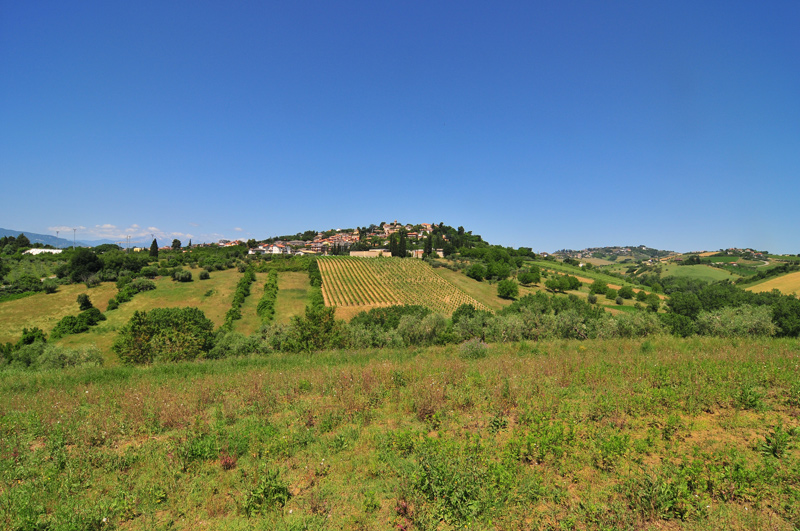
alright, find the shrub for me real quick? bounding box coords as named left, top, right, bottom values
left=173, top=270, right=193, bottom=282
left=615, top=296, right=624, bottom=305
left=199, top=270, right=210, bottom=280
left=459, top=338, right=488, bottom=359
left=106, top=298, right=119, bottom=311
left=605, top=288, right=618, bottom=300
left=207, top=331, right=263, bottom=359
left=588, top=294, right=598, bottom=304
left=112, top=307, right=215, bottom=364
left=696, top=305, right=776, bottom=337
left=43, top=279, right=58, bottom=294
left=50, top=308, right=106, bottom=339
left=140, top=266, right=158, bottom=278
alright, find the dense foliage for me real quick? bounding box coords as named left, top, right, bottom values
left=112, top=307, right=215, bottom=364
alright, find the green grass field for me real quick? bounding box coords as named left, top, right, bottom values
left=529, top=259, right=639, bottom=288
left=0, top=269, right=243, bottom=362
left=1, top=336, right=798, bottom=530
left=0, top=282, right=118, bottom=345
left=659, top=263, right=742, bottom=283
left=275, top=271, right=312, bottom=324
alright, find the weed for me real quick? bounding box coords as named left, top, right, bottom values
left=220, top=449, right=238, bottom=470
left=363, top=490, right=380, bottom=513
left=736, top=383, right=765, bottom=411
left=757, top=425, right=793, bottom=458
left=594, top=430, right=629, bottom=471
left=488, top=415, right=508, bottom=434
left=243, top=468, right=291, bottom=516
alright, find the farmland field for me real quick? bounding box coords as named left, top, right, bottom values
left=274, top=271, right=311, bottom=324
left=746, top=270, right=800, bottom=296
left=1, top=268, right=243, bottom=362
left=659, top=263, right=741, bottom=282
left=318, top=257, right=489, bottom=316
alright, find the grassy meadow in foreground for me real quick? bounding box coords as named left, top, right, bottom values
left=1, top=337, right=799, bottom=530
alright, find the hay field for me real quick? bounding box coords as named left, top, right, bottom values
left=746, top=270, right=800, bottom=296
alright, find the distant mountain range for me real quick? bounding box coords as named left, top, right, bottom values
left=0, top=228, right=120, bottom=248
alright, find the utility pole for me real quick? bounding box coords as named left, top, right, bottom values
left=73, top=228, right=77, bottom=249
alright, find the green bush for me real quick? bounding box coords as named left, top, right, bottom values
left=172, top=270, right=193, bottom=282
left=43, top=279, right=58, bottom=294
left=459, top=338, right=488, bottom=359
left=199, top=270, right=210, bottom=280
left=112, top=307, right=215, bottom=364
left=256, top=270, right=279, bottom=323
left=605, top=288, right=618, bottom=300
left=696, top=305, right=776, bottom=337
left=50, top=308, right=106, bottom=339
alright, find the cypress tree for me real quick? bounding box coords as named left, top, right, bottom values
left=149, top=239, right=158, bottom=258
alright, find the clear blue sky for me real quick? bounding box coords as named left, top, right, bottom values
left=2, top=1, right=798, bottom=252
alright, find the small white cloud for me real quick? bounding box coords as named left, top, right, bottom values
left=170, top=232, right=185, bottom=237
left=234, top=227, right=243, bottom=232
left=96, top=224, right=116, bottom=230
left=189, top=222, right=200, bottom=227
left=147, top=226, right=160, bottom=232
left=48, top=226, right=73, bottom=233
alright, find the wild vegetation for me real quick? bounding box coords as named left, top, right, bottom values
left=1, top=337, right=799, bottom=530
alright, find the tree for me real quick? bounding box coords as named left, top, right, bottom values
left=497, top=279, right=519, bottom=300
left=465, top=264, right=487, bottom=281
left=77, top=294, right=93, bottom=311
left=149, top=239, right=159, bottom=258
left=247, top=239, right=257, bottom=249
left=67, top=248, right=103, bottom=283
left=16, top=233, right=31, bottom=249
left=518, top=267, right=540, bottom=285
left=112, top=307, right=215, bottom=364
left=172, top=239, right=181, bottom=250
left=605, top=288, right=618, bottom=300
left=618, top=285, right=635, bottom=299
left=424, top=235, right=433, bottom=257
left=590, top=280, right=608, bottom=295
left=398, top=230, right=407, bottom=258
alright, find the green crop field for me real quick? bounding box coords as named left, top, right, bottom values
left=318, top=257, right=489, bottom=316
left=2, top=337, right=799, bottom=530
left=659, top=263, right=741, bottom=283
left=274, top=271, right=312, bottom=324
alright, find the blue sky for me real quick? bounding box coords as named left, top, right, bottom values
left=2, top=1, right=798, bottom=252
